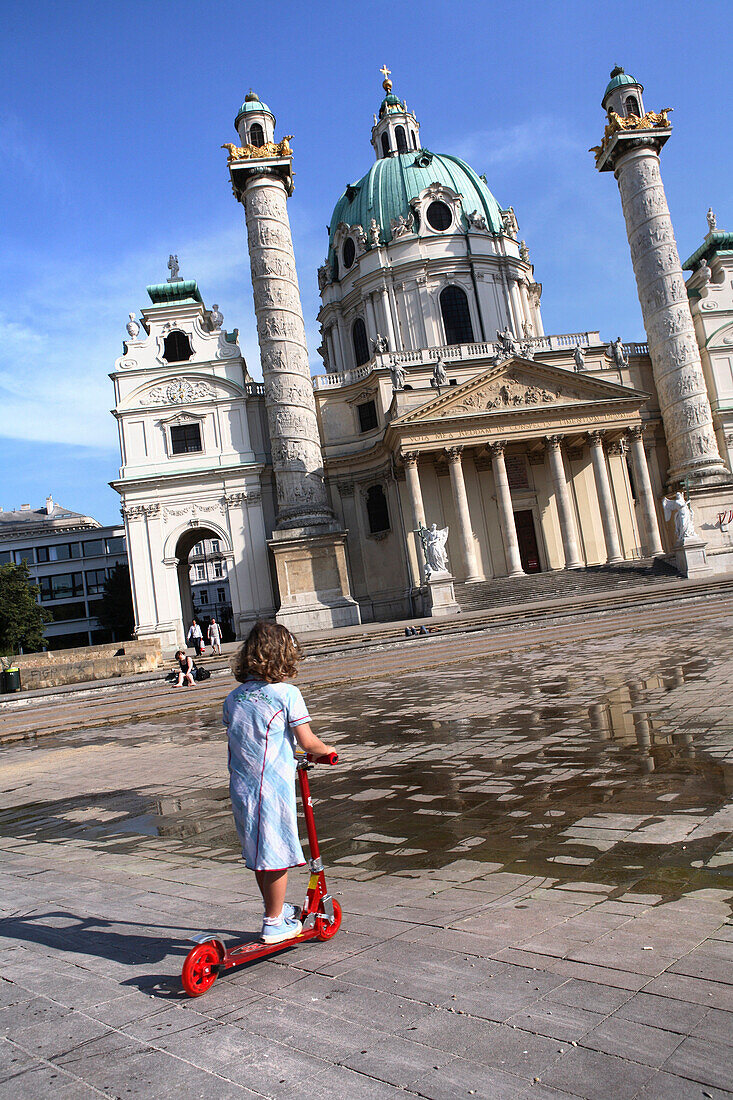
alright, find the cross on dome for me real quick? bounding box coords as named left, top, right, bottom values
left=380, top=64, right=393, bottom=93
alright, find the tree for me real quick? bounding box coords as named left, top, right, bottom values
left=97, top=563, right=135, bottom=641
left=0, top=562, right=51, bottom=655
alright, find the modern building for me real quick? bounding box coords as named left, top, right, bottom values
left=188, top=537, right=233, bottom=636
left=112, top=68, right=733, bottom=645
left=0, top=497, right=127, bottom=649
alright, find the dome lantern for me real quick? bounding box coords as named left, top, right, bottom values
left=601, top=66, right=645, bottom=120
left=371, top=65, right=421, bottom=160
left=235, top=90, right=276, bottom=148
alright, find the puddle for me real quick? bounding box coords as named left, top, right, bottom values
left=1, top=649, right=731, bottom=902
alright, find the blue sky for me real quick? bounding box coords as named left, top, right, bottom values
left=1, top=0, right=730, bottom=524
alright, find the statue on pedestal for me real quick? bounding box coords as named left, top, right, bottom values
left=432, top=357, right=448, bottom=390
left=390, top=363, right=406, bottom=391
left=663, top=491, right=697, bottom=541
left=707, top=207, right=717, bottom=233
left=372, top=333, right=388, bottom=354
left=419, top=523, right=450, bottom=578
left=167, top=254, right=180, bottom=281
left=573, top=344, right=586, bottom=371
left=607, top=336, right=629, bottom=368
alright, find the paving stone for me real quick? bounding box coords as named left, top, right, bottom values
left=661, top=1035, right=733, bottom=1091
left=539, top=1045, right=657, bottom=1099
left=408, top=1055, right=529, bottom=1100
left=613, top=992, right=712, bottom=1035
left=581, top=1014, right=684, bottom=1067
left=634, top=1070, right=733, bottom=1099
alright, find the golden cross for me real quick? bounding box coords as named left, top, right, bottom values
left=380, top=65, right=391, bottom=81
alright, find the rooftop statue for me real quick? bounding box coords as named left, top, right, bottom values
left=126, top=312, right=140, bottom=339
left=707, top=207, right=717, bottom=233
left=608, top=336, right=629, bottom=369
left=167, top=254, right=180, bottom=281
left=222, top=137, right=293, bottom=161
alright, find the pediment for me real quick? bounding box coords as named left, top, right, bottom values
left=392, top=357, right=648, bottom=426
left=121, top=374, right=246, bottom=411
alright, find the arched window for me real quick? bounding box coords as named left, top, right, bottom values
left=411, top=131, right=417, bottom=149
left=381, top=132, right=390, bottom=158
left=395, top=125, right=407, bottom=153
left=249, top=122, right=264, bottom=147
left=343, top=237, right=355, bottom=269
left=440, top=286, right=474, bottom=345
left=625, top=96, right=640, bottom=118
left=352, top=318, right=370, bottom=366
left=366, top=484, right=390, bottom=534
left=163, top=330, right=193, bottom=363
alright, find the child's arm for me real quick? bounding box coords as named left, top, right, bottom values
left=292, top=722, right=335, bottom=758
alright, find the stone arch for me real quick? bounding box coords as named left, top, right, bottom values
left=165, top=520, right=236, bottom=643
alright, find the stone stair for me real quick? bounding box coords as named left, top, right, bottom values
left=453, top=557, right=679, bottom=612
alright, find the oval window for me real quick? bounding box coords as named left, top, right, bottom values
left=427, top=201, right=452, bottom=231
left=343, top=237, right=356, bottom=269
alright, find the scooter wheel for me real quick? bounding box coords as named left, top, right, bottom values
left=316, top=898, right=342, bottom=941
left=181, top=941, right=220, bottom=997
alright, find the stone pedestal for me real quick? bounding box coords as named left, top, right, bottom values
left=268, top=529, right=361, bottom=633
left=674, top=536, right=711, bottom=579
left=421, top=572, right=461, bottom=618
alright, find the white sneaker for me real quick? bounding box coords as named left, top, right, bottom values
left=260, top=913, right=303, bottom=944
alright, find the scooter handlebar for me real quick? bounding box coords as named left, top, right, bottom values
left=306, top=751, right=338, bottom=765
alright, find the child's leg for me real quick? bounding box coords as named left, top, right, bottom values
left=255, top=868, right=288, bottom=918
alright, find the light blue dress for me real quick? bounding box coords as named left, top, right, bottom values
left=223, top=679, right=311, bottom=870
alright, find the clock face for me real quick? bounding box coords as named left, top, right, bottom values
left=167, top=380, right=190, bottom=402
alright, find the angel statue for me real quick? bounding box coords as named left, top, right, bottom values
left=419, top=523, right=450, bottom=578
left=210, top=303, right=224, bottom=329
left=663, top=492, right=697, bottom=542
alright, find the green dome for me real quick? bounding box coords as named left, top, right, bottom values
left=328, top=150, right=504, bottom=273
left=235, top=92, right=275, bottom=126
left=379, top=93, right=405, bottom=115
left=602, top=68, right=642, bottom=106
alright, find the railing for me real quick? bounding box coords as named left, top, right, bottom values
left=245, top=382, right=266, bottom=396
left=623, top=342, right=649, bottom=356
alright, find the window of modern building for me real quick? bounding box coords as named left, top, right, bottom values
left=37, top=543, right=81, bottom=562
left=86, top=598, right=105, bottom=619
left=249, top=122, right=264, bottom=147
left=217, top=587, right=226, bottom=603
left=85, top=569, right=107, bottom=595
left=105, top=536, right=125, bottom=555
left=82, top=539, right=106, bottom=558
left=170, top=423, right=203, bottom=454
left=162, top=330, right=193, bottom=363
left=343, top=237, right=355, bottom=269
left=395, top=125, right=408, bottom=153
left=381, top=132, right=390, bottom=157
left=50, top=601, right=87, bottom=622
left=427, top=201, right=453, bottom=231
left=357, top=399, right=378, bottom=433
left=40, top=572, right=84, bottom=600
left=352, top=318, right=370, bottom=367
left=12, top=548, right=34, bottom=565
left=213, top=561, right=223, bottom=578
left=366, top=484, right=390, bottom=534
left=0, top=551, right=10, bottom=564
left=47, top=631, right=89, bottom=650
left=625, top=95, right=640, bottom=117
left=195, top=564, right=206, bottom=581
left=440, top=285, right=474, bottom=344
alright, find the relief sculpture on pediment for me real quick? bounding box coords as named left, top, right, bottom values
left=437, top=373, right=582, bottom=417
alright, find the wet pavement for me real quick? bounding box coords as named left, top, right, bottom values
left=0, top=601, right=732, bottom=1098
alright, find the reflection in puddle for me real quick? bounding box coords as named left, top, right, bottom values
left=1, top=655, right=731, bottom=903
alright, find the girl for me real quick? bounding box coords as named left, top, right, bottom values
left=224, top=621, right=335, bottom=944
left=174, top=649, right=196, bottom=688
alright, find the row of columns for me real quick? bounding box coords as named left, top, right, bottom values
left=401, top=426, right=664, bottom=584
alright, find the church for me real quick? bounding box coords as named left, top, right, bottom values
left=111, top=68, right=733, bottom=646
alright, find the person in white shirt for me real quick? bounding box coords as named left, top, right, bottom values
left=208, top=617, right=222, bottom=655
left=187, top=619, right=205, bottom=656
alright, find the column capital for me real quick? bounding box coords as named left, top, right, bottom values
left=627, top=424, right=645, bottom=441
left=587, top=430, right=605, bottom=447
left=400, top=450, right=420, bottom=467
left=444, top=445, right=464, bottom=463
left=489, top=440, right=506, bottom=458
left=545, top=434, right=563, bottom=450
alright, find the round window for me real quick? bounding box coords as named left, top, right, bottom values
left=343, top=237, right=356, bottom=269
left=427, top=201, right=452, bottom=231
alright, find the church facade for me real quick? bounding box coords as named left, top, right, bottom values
left=113, top=69, right=733, bottom=643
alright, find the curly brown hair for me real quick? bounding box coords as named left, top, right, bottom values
left=231, top=621, right=302, bottom=684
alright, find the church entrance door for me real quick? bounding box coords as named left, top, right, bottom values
left=514, top=510, right=541, bottom=573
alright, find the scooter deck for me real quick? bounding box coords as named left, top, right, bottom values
left=220, top=925, right=320, bottom=969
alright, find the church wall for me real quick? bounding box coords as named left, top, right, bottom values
left=609, top=452, right=641, bottom=558
left=535, top=466, right=564, bottom=571
left=568, top=455, right=605, bottom=566
left=479, top=469, right=509, bottom=578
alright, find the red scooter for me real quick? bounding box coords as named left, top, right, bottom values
left=181, top=752, right=341, bottom=997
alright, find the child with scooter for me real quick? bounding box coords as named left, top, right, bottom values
left=224, top=620, right=335, bottom=944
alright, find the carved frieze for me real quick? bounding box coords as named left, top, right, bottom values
left=440, top=373, right=578, bottom=417
left=140, top=379, right=215, bottom=406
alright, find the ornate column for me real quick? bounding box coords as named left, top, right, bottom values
left=402, top=451, right=426, bottom=586
left=595, top=88, right=727, bottom=485
left=489, top=442, right=524, bottom=577
left=445, top=447, right=483, bottom=582
left=225, top=117, right=360, bottom=630
left=627, top=425, right=664, bottom=556
left=587, top=431, right=624, bottom=563
left=546, top=436, right=583, bottom=569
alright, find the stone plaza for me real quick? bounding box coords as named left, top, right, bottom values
left=1, top=592, right=731, bottom=1098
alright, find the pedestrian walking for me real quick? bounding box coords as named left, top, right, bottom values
left=223, top=621, right=336, bottom=944
left=208, top=616, right=222, bottom=655
left=187, top=618, right=205, bottom=656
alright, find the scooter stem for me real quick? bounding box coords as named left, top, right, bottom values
left=297, top=765, right=321, bottom=863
